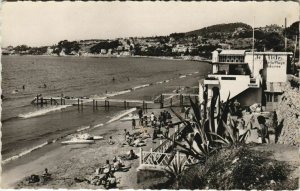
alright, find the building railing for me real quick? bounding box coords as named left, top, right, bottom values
left=140, top=150, right=201, bottom=167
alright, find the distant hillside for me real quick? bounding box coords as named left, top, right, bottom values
left=186, top=22, right=252, bottom=36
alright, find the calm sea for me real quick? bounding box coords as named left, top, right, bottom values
left=1, top=55, right=210, bottom=160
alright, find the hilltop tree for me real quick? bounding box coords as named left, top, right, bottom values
left=90, top=40, right=120, bottom=54
left=285, top=21, right=299, bottom=39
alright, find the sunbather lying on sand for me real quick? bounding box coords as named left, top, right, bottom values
left=108, top=136, right=115, bottom=145
left=119, top=149, right=138, bottom=160
left=130, top=138, right=146, bottom=147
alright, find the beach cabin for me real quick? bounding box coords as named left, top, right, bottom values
left=202, top=49, right=293, bottom=111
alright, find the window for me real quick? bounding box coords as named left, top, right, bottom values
left=266, top=93, right=273, bottom=102
left=274, top=94, right=278, bottom=102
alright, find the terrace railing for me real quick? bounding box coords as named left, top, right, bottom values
left=140, top=150, right=201, bottom=168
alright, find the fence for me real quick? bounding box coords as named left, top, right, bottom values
left=140, top=150, right=200, bottom=168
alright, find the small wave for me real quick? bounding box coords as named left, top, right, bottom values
left=106, top=108, right=137, bottom=124
left=156, top=81, right=163, bottom=84
left=179, top=75, right=187, bottom=78
left=194, top=71, right=199, bottom=74
left=132, top=84, right=150, bottom=90
left=106, top=90, right=131, bottom=97
left=164, top=80, right=170, bottom=83
left=77, top=125, right=91, bottom=132
left=18, top=105, right=71, bottom=119
left=93, top=123, right=104, bottom=128
left=2, top=142, right=50, bottom=165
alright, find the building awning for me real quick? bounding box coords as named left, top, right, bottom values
left=210, top=62, right=248, bottom=65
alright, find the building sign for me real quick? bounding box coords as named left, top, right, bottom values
left=266, top=55, right=285, bottom=69
left=265, top=55, right=287, bottom=83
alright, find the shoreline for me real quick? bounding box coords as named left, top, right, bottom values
left=1, top=107, right=181, bottom=188
left=1, top=69, right=203, bottom=188
left=2, top=54, right=211, bottom=62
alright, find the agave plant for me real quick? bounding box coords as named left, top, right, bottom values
left=167, top=84, right=250, bottom=162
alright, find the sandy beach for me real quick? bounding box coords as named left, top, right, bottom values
left=1, top=106, right=181, bottom=189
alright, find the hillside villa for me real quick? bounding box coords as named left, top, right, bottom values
left=201, top=49, right=293, bottom=111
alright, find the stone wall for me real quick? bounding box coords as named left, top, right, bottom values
left=276, top=82, right=300, bottom=146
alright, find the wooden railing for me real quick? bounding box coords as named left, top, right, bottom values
left=140, top=150, right=200, bottom=167
left=140, top=121, right=201, bottom=168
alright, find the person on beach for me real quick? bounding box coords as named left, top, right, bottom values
left=132, top=119, right=136, bottom=130
left=138, top=108, right=143, bottom=126
left=103, top=160, right=112, bottom=177
left=108, top=136, right=115, bottom=145
left=184, top=107, right=190, bottom=119
left=124, top=129, right=127, bottom=141
left=144, top=116, right=148, bottom=127
left=164, top=125, right=169, bottom=138
left=257, top=116, right=270, bottom=144
left=150, top=112, right=155, bottom=126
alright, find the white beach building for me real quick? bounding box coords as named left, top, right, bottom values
left=201, top=49, right=293, bottom=111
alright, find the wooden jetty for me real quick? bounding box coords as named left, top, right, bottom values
left=31, top=92, right=198, bottom=111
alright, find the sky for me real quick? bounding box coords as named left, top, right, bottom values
left=1, top=1, right=299, bottom=47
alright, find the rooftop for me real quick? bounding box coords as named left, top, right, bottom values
left=219, top=49, right=246, bottom=56
left=245, top=51, right=293, bottom=55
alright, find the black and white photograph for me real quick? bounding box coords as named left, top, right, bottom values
left=1, top=1, right=299, bottom=189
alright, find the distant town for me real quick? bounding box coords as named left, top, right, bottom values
left=2, top=22, right=299, bottom=60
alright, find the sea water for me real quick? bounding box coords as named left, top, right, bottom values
left=1, top=55, right=211, bottom=161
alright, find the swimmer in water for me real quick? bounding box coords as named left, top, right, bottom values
left=112, top=77, right=115, bottom=82
left=22, top=85, right=25, bottom=90
left=44, top=84, right=47, bottom=88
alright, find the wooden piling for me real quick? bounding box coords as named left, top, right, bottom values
left=41, top=97, right=43, bottom=107
left=78, top=99, right=80, bottom=110
left=96, top=101, right=98, bottom=109
left=81, top=100, right=83, bottom=110
left=50, top=98, right=53, bottom=105
left=124, top=101, right=127, bottom=109
left=170, top=98, right=173, bottom=107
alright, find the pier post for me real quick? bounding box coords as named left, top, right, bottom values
left=142, top=101, right=145, bottom=111
left=124, top=101, right=127, bottom=109
left=50, top=98, right=53, bottom=105
left=96, top=101, right=98, bottom=109
left=104, top=100, right=107, bottom=109
left=78, top=99, right=80, bottom=110
left=61, top=97, right=63, bottom=105
left=41, top=97, right=43, bottom=107
left=170, top=98, right=173, bottom=107
left=81, top=100, right=83, bottom=110
left=93, top=100, right=95, bottom=110
left=107, top=101, right=110, bottom=110
left=145, top=103, right=148, bottom=112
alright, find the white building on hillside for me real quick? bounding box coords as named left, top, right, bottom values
left=201, top=49, right=293, bottom=111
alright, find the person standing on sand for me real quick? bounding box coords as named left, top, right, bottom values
left=150, top=112, right=155, bottom=126
left=132, top=119, right=136, bottom=130
left=138, top=108, right=143, bottom=126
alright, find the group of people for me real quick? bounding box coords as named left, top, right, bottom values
left=138, top=109, right=172, bottom=128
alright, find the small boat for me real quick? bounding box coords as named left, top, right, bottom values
left=92, top=136, right=104, bottom=140
left=61, top=138, right=95, bottom=145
